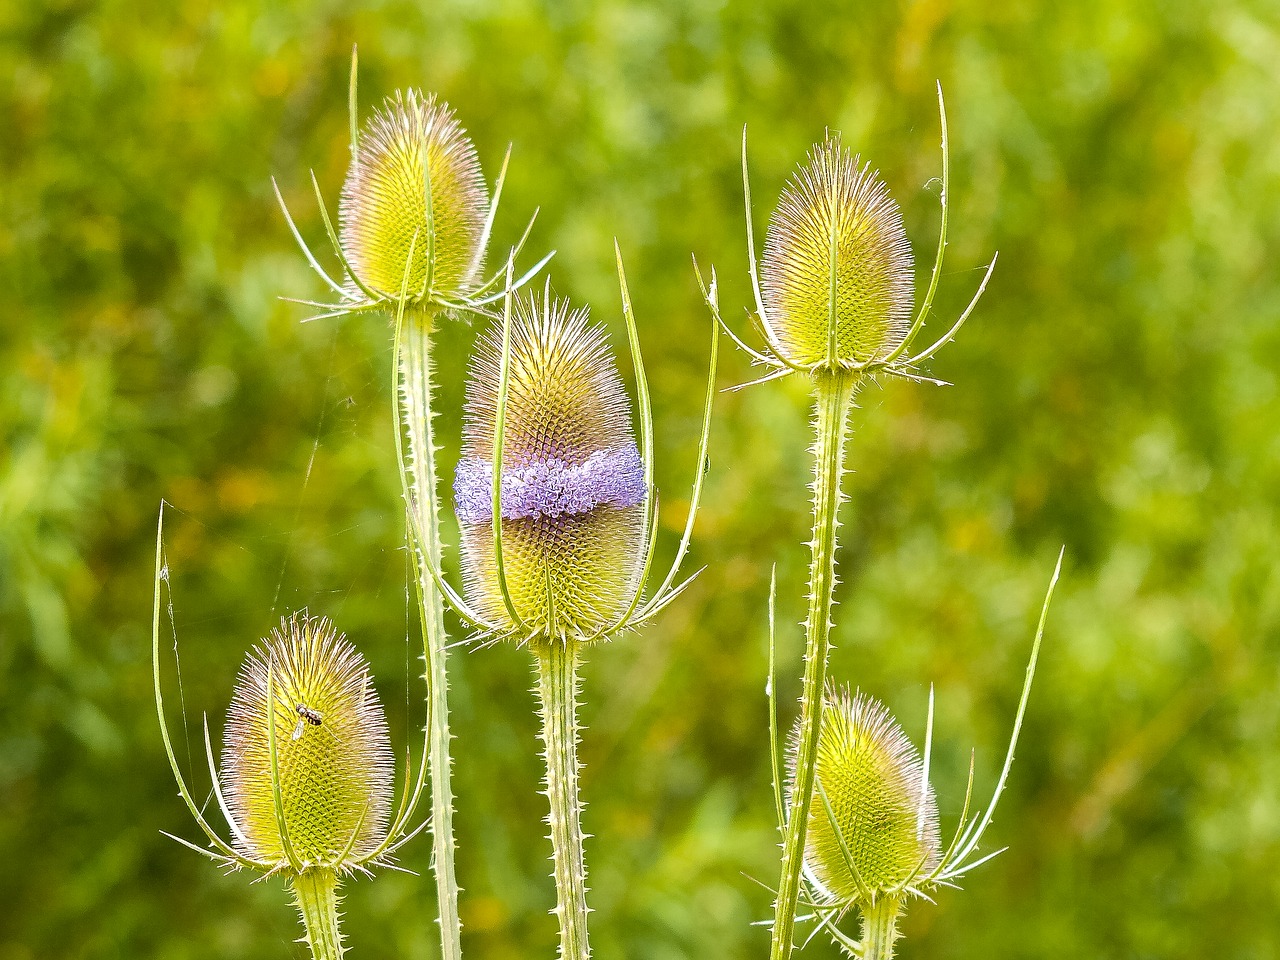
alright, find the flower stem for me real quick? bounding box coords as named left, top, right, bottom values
left=292, top=868, right=344, bottom=960
left=861, top=898, right=903, bottom=960
left=533, top=637, right=591, bottom=960
left=402, top=313, right=463, bottom=960
left=770, top=370, right=856, bottom=960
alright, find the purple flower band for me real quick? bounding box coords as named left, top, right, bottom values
left=453, top=445, right=647, bottom=524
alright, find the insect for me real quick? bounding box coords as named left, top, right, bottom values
left=291, top=702, right=323, bottom=741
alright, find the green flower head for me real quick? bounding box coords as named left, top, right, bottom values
left=274, top=52, right=554, bottom=325
left=221, top=613, right=394, bottom=872
left=426, top=249, right=717, bottom=648
left=775, top=553, right=1061, bottom=959
left=794, top=686, right=940, bottom=905
left=340, top=89, right=489, bottom=304
left=762, top=137, right=915, bottom=370
left=154, top=520, right=440, bottom=957
left=734, top=87, right=999, bottom=391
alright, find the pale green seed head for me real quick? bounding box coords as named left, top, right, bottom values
left=793, top=687, right=940, bottom=904
left=339, top=89, right=488, bottom=301
left=221, top=614, right=394, bottom=872
left=762, top=137, right=914, bottom=369
left=454, top=294, right=646, bottom=639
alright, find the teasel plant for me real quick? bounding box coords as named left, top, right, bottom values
left=151, top=507, right=431, bottom=960
left=757, top=551, right=1061, bottom=958
left=401, top=249, right=717, bottom=960
left=714, top=84, right=1000, bottom=960
left=273, top=49, right=551, bottom=959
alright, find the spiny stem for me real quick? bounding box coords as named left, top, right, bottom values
left=770, top=370, right=856, bottom=960
left=401, top=313, right=463, bottom=960
left=533, top=638, right=591, bottom=960
left=292, top=868, right=345, bottom=960
left=860, top=898, right=903, bottom=960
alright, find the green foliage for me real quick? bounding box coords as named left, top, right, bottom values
left=3, top=1, right=1279, bottom=958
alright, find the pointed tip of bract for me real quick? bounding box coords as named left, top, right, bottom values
left=791, top=685, right=940, bottom=904
left=762, top=136, right=914, bottom=369
left=453, top=293, right=647, bottom=639
left=339, top=89, right=488, bottom=303
left=221, top=613, right=394, bottom=873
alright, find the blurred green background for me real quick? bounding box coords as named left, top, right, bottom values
left=3, top=0, right=1279, bottom=957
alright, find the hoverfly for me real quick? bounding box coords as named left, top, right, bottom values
left=291, top=702, right=323, bottom=741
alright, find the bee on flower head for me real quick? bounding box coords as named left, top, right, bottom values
left=153, top=518, right=433, bottom=960
left=154, top=606, right=430, bottom=880
left=217, top=614, right=395, bottom=872
left=292, top=702, right=324, bottom=740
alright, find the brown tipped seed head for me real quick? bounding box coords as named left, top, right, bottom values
left=339, top=89, right=488, bottom=301
left=792, top=687, right=940, bottom=903
left=452, top=293, right=647, bottom=638
left=762, top=137, right=914, bottom=369
left=221, top=614, right=394, bottom=871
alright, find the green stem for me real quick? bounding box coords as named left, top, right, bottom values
left=402, top=313, right=463, bottom=960
left=533, top=638, right=591, bottom=960
left=292, top=868, right=344, bottom=960
left=770, top=371, right=856, bottom=960
left=860, top=898, right=903, bottom=960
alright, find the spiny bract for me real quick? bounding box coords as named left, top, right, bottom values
left=339, top=88, right=488, bottom=302
left=793, top=686, right=940, bottom=904
left=221, top=614, right=394, bottom=871
left=762, top=136, right=914, bottom=369
left=453, top=292, right=647, bottom=638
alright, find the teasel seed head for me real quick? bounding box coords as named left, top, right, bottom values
left=761, top=136, right=914, bottom=370
left=339, top=89, right=489, bottom=304
left=221, top=613, right=394, bottom=872
left=453, top=292, right=647, bottom=639
left=792, top=686, right=940, bottom=905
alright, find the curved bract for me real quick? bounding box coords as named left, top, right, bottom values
left=454, top=292, right=647, bottom=638
left=762, top=138, right=914, bottom=369
left=222, top=614, right=394, bottom=870
left=339, top=89, right=488, bottom=303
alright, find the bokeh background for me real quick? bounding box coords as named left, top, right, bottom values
left=3, top=0, right=1279, bottom=957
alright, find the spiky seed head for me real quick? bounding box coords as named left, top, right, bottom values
left=221, top=614, right=394, bottom=872
left=792, top=687, right=940, bottom=904
left=453, top=293, right=647, bottom=639
left=762, top=137, right=914, bottom=369
left=340, top=89, right=489, bottom=302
